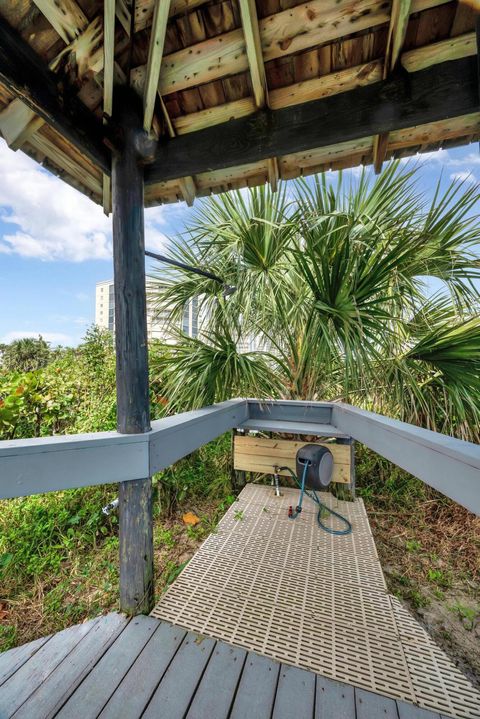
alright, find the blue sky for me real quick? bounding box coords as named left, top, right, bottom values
left=0, top=138, right=479, bottom=347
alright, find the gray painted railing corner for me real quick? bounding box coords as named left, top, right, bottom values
left=0, top=397, right=478, bottom=515
left=331, top=402, right=480, bottom=516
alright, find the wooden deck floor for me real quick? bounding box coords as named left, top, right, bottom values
left=0, top=612, right=452, bottom=719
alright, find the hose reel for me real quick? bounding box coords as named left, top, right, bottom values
left=295, top=444, right=333, bottom=491
left=278, top=443, right=352, bottom=535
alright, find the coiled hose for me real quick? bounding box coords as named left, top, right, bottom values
left=278, top=464, right=352, bottom=536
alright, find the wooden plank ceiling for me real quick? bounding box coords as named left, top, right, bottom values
left=0, top=0, right=478, bottom=211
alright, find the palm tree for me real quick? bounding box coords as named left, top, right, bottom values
left=148, top=162, right=480, bottom=440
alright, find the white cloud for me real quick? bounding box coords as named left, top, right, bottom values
left=0, top=140, right=169, bottom=261
left=1, top=330, right=73, bottom=345
left=407, top=148, right=480, bottom=177
left=447, top=152, right=480, bottom=168
left=449, top=170, right=477, bottom=183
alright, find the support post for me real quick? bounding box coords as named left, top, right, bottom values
left=112, top=88, right=156, bottom=615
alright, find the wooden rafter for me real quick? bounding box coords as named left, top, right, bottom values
left=32, top=0, right=87, bottom=43
left=102, top=0, right=116, bottom=215
left=131, top=0, right=443, bottom=99
left=143, top=0, right=171, bottom=133
left=103, top=0, right=116, bottom=121
left=116, top=0, right=131, bottom=37
left=238, top=0, right=267, bottom=109
left=0, top=15, right=109, bottom=173
left=145, top=57, right=478, bottom=185
left=169, top=31, right=474, bottom=137
left=402, top=31, right=477, bottom=72
left=238, top=0, right=281, bottom=191
left=373, top=0, right=412, bottom=174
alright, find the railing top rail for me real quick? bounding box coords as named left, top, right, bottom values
left=0, top=397, right=478, bottom=515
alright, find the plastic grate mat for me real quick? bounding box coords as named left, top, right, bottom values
left=151, top=484, right=480, bottom=718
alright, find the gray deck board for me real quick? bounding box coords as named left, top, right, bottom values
left=142, top=631, right=215, bottom=719
left=12, top=613, right=127, bottom=719
left=316, top=675, right=355, bottom=719
left=272, top=664, right=316, bottom=719
left=55, top=615, right=158, bottom=719
left=186, top=641, right=246, bottom=719
left=356, top=688, right=399, bottom=719
left=0, top=614, right=457, bottom=719
left=0, top=618, right=97, bottom=717
left=230, top=653, right=280, bottom=719
left=98, top=621, right=187, bottom=719
left=397, top=701, right=442, bottom=719
left=0, top=635, right=51, bottom=688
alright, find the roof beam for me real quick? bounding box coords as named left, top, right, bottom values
left=143, top=0, right=171, bottom=132
left=131, top=0, right=445, bottom=98
left=0, top=15, right=110, bottom=173
left=159, top=94, right=197, bottom=205
left=238, top=0, right=267, bottom=109
left=238, top=0, right=281, bottom=192
left=373, top=0, right=412, bottom=174
left=145, top=56, right=478, bottom=185
left=401, top=31, right=477, bottom=72
left=32, top=0, right=87, bottom=43
left=103, top=0, right=116, bottom=121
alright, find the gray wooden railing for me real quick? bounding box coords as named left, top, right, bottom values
left=1, top=399, right=479, bottom=513
left=1, top=398, right=478, bottom=614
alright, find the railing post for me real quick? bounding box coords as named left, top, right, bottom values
left=111, top=88, right=156, bottom=614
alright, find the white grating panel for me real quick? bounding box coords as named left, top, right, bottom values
left=391, top=597, right=480, bottom=719
left=152, top=484, right=480, bottom=718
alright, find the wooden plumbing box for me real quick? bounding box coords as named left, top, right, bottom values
left=233, top=435, right=352, bottom=485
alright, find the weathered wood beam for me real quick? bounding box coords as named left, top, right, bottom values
left=401, top=31, right=477, bottom=72
left=269, top=60, right=383, bottom=111
left=169, top=32, right=475, bottom=137
left=373, top=0, right=412, bottom=174
left=373, top=131, right=390, bottom=174
left=116, top=0, right=132, bottom=36
left=174, top=97, right=256, bottom=134
left=103, top=174, right=112, bottom=215
left=32, top=0, right=87, bottom=43
left=131, top=0, right=444, bottom=98
left=145, top=57, right=478, bottom=185
left=384, top=0, right=412, bottom=78
left=267, top=157, right=279, bottom=192
left=112, top=88, right=156, bottom=614
left=155, top=66, right=197, bottom=205
left=143, top=0, right=171, bottom=132
left=0, top=15, right=110, bottom=173
left=238, top=0, right=267, bottom=109
left=103, top=0, right=116, bottom=121
left=102, top=0, right=116, bottom=214
left=238, top=0, right=281, bottom=191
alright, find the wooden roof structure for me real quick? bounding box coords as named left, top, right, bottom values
left=0, top=0, right=479, bottom=211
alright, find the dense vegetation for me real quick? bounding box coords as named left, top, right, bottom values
left=0, top=166, right=478, bottom=679
left=150, top=164, right=480, bottom=439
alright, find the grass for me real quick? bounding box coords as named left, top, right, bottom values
left=0, top=434, right=232, bottom=652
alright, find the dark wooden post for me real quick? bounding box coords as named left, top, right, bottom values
left=111, top=88, right=156, bottom=615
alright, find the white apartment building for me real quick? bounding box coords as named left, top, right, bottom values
left=95, top=280, right=198, bottom=342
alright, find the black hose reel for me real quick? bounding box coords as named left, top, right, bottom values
left=296, top=444, right=333, bottom=491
